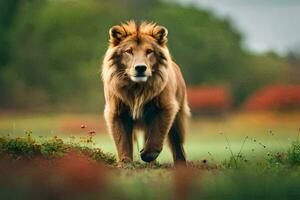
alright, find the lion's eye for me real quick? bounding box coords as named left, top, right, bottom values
left=125, top=48, right=133, bottom=55
left=146, top=49, right=154, bottom=55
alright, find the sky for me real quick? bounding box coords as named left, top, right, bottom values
left=176, top=0, right=300, bottom=54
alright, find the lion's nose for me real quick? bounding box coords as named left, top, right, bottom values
left=134, top=65, right=147, bottom=75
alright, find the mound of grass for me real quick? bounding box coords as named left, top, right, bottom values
left=0, top=133, right=116, bottom=165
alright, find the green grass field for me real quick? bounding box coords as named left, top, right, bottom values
left=1, top=111, right=299, bottom=161
left=1, top=111, right=300, bottom=199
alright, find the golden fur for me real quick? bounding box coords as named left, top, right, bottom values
left=101, top=21, right=190, bottom=165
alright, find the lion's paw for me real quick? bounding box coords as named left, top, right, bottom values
left=140, top=148, right=161, bottom=162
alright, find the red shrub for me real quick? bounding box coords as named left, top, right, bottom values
left=244, top=84, right=300, bottom=111
left=187, top=86, right=231, bottom=114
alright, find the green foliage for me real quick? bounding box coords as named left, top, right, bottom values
left=2, top=0, right=110, bottom=110
left=260, top=138, right=300, bottom=168
left=0, top=0, right=21, bottom=106
left=266, top=152, right=287, bottom=165
left=232, top=53, right=289, bottom=104
left=40, top=136, right=67, bottom=158
left=1, top=133, right=40, bottom=156
left=141, top=3, right=245, bottom=85
left=287, top=140, right=300, bottom=165
left=222, top=153, right=248, bottom=169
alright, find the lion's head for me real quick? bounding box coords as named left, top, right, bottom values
left=102, top=21, right=171, bottom=86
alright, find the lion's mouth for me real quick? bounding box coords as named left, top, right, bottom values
left=130, top=75, right=148, bottom=83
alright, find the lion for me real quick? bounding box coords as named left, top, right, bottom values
left=101, top=21, right=190, bottom=166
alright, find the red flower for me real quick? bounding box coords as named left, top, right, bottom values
left=88, top=130, right=96, bottom=136
left=81, top=124, right=87, bottom=129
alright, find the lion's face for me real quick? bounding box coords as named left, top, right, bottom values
left=120, top=39, right=157, bottom=82
left=104, top=21, right=170, bottom=84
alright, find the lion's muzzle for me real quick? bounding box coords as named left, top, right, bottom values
left=130, top=64, right=149, bottom=82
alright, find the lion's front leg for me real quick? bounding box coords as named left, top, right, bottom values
left=141, top=105, right=177, bottom=162
left=106, top=110, right=134, bottom=166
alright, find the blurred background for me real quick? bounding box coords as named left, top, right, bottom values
left=0, top=0, right=300, bottom=161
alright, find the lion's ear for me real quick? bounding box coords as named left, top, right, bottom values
left=152, top=26, right=168, bottom=45
left=109, top=25, right=127, bottom=46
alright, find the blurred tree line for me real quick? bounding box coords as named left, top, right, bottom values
left=0, top=0, right=297, bottom=112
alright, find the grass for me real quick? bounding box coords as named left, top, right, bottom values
left=1, top=111, right=300, bottom=199
left=1, top=132, right=300, bottom=199
left=0, top=132, right=116, bottom=165
left=1, top=111, right=299, bottom=161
